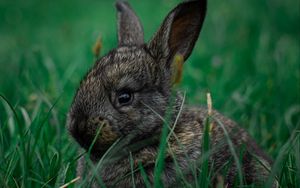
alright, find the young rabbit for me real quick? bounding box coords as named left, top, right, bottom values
left=67, top=0, right=275, bottom=187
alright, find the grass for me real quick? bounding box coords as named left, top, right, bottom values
left=0, top=0, right=299, bottom=187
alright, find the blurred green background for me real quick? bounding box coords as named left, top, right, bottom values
left=0, top=0, right=299, bottom=187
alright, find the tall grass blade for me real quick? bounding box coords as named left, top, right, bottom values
left=214, top=118, right=244, bottom=186
left=139, top=163, right=151, bottom=188
left=199, top=117, right=211, bottom=188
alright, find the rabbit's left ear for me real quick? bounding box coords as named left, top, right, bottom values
left=116, top=1, right=144, bottom=46
left=148, top=0, right=206, bottom=66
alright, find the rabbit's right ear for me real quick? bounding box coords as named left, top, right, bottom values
left=147, top=0, right=206, bottom=66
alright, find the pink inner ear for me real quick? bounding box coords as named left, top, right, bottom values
left=168, top=2, right=204, bottom=60
left=147, top=0, right=206, bottom=62
left=169, top=14, right=193, bottom=56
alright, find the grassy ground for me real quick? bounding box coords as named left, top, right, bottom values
left=0, top=0, right=299, bottom=187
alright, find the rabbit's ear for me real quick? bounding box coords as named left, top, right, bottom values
left=147, top=0, right=206, bottom=65
left=116, top=1, right=144, bottom=46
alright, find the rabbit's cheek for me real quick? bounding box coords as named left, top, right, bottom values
left=126, top=110, right=141, bottom=122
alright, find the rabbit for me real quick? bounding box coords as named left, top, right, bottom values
left=67, top=0, right=276, bottom=187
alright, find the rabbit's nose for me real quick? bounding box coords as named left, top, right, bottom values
left=68, top=116, right=94, bottom=149
left=89, top=116, right=108, bottom=126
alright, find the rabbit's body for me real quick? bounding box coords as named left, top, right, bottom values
left=67, top=0, right=274, bottom=187
left=76, top=106, right=272, bottom=187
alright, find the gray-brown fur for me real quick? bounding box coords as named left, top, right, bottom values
left=67, top=0, right=274, bottom=187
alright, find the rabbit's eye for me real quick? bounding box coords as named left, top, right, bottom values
left=117, top=90, right=133, bottom=106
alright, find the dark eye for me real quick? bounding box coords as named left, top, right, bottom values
left=117, top=90, right=133, bottom=106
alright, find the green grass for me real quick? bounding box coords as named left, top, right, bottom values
left=0, top=0, right=299, bottom=187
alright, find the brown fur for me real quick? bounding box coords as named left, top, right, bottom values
left=67, top=0, right=275, bottom=187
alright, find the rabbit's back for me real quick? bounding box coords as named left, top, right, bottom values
left=177, top=107, right=273, bottom=186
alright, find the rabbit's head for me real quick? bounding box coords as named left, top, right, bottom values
left=67, top=0, right=206, bottom=157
